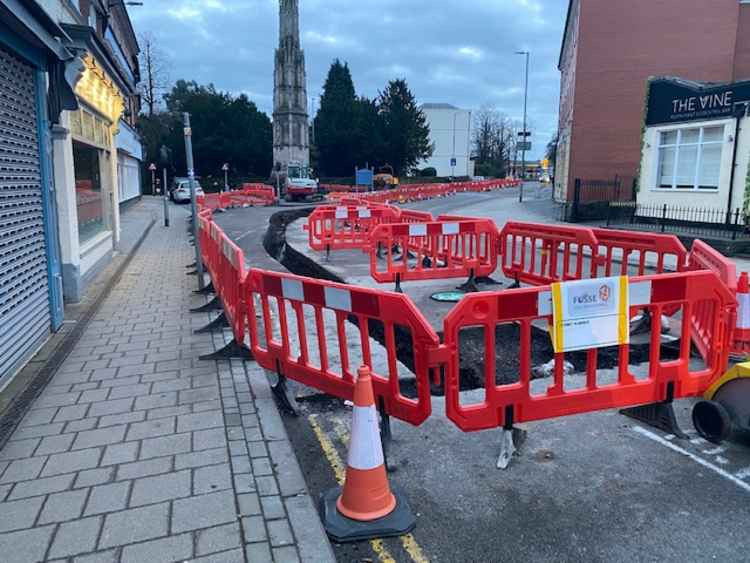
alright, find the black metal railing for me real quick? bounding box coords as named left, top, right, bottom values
left=605, top=201, right=750, bottom=240
left=566, top=176, right=636, bottom=221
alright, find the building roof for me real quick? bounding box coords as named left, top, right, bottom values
left=420, top=103, right=460, bottom=110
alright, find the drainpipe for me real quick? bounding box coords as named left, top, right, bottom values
left=726, top=103, right=749, bottom=224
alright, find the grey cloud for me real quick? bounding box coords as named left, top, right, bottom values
left=131, top=0, right=567, bottom=159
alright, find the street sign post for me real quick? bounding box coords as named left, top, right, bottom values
left=183, top=113, right=205, bottom=290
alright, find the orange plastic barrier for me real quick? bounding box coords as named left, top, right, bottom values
left=244, top=269, right=440, bottom=425
left=590, top=228, right=687, bottom=276
left=398, top=209, right=434, bottom=224
left=216, top=232, right=247, bottom=344
left=441, top=270, right=735, bottom=431
left=307, top=205, right=400, bottom=252
left=687, top=239, right=739, bottom=361
left=499, top=222, right=599, bottom=286
left=369, top=220, right=498, bottom=284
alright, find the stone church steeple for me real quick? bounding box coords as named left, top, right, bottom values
left=273, top=0, right=309, bottom=168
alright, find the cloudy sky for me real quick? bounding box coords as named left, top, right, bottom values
left=130, top=0, right=568, bottom=160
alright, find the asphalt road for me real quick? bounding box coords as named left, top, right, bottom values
left=213, top=188, right=750, bottom=563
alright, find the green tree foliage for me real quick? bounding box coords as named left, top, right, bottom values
left=377, top=79, right=433, bottom=177
left=313, top=62, right=432, bottom=177
left=138, top=80, right=272, bottom=187
left=315, top=60, right=357, bottom=177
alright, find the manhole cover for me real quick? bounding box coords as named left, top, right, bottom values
left=430, top=290, right=466, bottom=302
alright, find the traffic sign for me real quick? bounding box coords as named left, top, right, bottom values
left=222, top=163, right=229, bottom=171
left=518, top=141, right=532, bottom=151
left=148, top=163, right=157, bottom=171
left=450, top=157, right=457, bottom=167
left=518, top=131, right=532, bottom=137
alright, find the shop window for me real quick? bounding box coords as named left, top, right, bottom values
left=73, top=141, right=105, bottom=243
left=657, top=125, right=724, bottom=190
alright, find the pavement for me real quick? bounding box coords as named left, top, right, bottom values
left=0, top=197, right=334, bottom=563
left=214, top=186, right=750, bottom=562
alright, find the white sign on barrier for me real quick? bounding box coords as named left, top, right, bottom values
left=550, top=276, right=629, bottom=353
left=335, top=207, right=347, bottom=219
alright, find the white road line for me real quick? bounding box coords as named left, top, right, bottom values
left=632, top=426, right=750, bottom=494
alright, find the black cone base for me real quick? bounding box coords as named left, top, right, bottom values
left=320, top=484, right=416, bottom=543
left=620, top=402, right=688, bottom=439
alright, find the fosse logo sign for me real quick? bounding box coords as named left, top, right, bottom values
left=567, top=282, right=616, bottom=318
left=551, top=276, right=629, bottom=353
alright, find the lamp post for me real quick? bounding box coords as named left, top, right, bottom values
left=183, top=113, right=205, bottom=290
left=162, top=167, right=169, bottom=227
left=148, top=163, right=156, bottom=194
left=515, top=50, right=530, bottom=203
left=222, top=163, right=229, bottom=192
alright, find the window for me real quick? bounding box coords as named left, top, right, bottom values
left=656, top=125, right=724, bottom=190
left=73, top=141, right=105, bottom=243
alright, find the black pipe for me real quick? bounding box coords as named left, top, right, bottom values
left=726, top=103, right=748, bottom=224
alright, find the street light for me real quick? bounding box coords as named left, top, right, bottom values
left=222, top=163, right=229, bottom=192
left=515, top=50, right=530, bottom=202
left=148, top=162, right=157, bottom=194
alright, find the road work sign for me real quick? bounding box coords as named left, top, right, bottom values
left=550, top=276, right=629, bottom=353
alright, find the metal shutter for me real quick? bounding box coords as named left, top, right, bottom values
left=0, top=43, right=51, bottom=384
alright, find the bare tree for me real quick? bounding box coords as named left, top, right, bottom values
left=472, top=104, right=516, bottom=177
left=138, top=32, right=170, bottom=116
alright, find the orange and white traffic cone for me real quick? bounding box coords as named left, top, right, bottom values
left=320, top=365, right=415, bottom=543
left=732, top=272, right=750, bottom=358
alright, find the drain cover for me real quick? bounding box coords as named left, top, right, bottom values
left=430, top=290, right=466, bottom=302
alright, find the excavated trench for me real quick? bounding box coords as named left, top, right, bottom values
left=262, top=208, right=680, bottom=397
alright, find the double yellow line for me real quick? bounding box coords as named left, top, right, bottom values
left=308, top=414, right=429, bottom=563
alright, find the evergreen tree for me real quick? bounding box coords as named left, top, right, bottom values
left=315, top=60, right=357, bottom=176
left=377, top=79, right=433, bottom=176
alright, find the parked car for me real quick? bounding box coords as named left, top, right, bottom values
left=170, top=178, right=204, bottom=203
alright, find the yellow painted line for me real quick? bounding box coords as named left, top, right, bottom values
left=330, top=417, right=430, bottom=563
left=308, top=415, right=397, bottom=563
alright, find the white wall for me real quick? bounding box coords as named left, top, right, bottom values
left=418, top=107, right=472, bottom=177
left=637, top=115, right=750, bottom=216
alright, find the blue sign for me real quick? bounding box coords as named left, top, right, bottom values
left=356, top=168, right=373, bottom=187
left=450, top=158, right=457, bottom=167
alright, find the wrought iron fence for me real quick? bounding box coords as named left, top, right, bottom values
left=565, top=176, right=636, bottom=221
left=606, top=201, right=750, bottom=240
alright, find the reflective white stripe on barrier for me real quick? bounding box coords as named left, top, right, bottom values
left=347, top=404, right=384, bottom=470
left=442, top=223, right=459, bottom=235
left=281, top=278, right=304, bottom=302
left=335, top=207, right=347, bottom=219
left=358, top=208, right=372, bottom=219
left=738, top=293, right=750, bottom=329
left=538, top=280, right=652, bottom=316
left=222, top=240, right=236, bottom=267
left=409, top=224, right=427, bottom=237
left=324, top=286, right=352, bottom=312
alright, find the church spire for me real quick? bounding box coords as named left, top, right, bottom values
left=279, top=0, right=300, bottom=46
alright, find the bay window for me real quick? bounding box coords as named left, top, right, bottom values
left=656, top=125, right=724, bottom=190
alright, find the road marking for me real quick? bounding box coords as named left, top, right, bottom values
left=308, top=415, right=396, bottom=563
left=736, top=466, right=750, bottom=479
left=330, top=417, right=430, bottom=563
left=633, top=426, right=750, bottom=494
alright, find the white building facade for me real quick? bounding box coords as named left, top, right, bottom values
left=637, top=78, right=750, bottom=219
left=418, top=104, right=474, bottom=178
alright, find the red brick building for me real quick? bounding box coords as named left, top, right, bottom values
left=554, top=0, right=750, bottom=202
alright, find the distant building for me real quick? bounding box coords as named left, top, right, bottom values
left=418, top=104, right=474, bottom=177
left=555, top=0, right=750, bottom=203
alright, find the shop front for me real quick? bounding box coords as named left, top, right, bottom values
left=115, top=120, right=143, bottom=205
left=53, top=30, right=127, bottom=302
left=637, top=78, right=750, bottom=220
left=0, top=3, right=76, bottom=386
